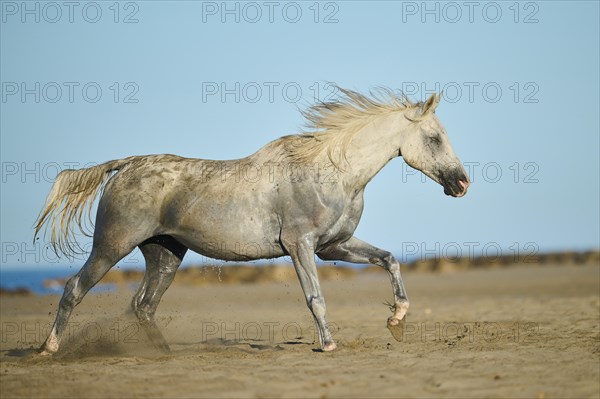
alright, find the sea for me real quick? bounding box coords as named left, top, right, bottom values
left=0, top=266, right=125, bottom=295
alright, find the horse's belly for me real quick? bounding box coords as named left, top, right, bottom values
left=165, top=199, right=284, bottom=261
left=173, top=226, right=285, bottom=261
left=178, top=236, right=286, bottom=261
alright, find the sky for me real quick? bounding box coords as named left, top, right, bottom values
left=1, top=0, right=599, bottom=270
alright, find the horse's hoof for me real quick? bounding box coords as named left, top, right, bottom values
left=387, top=316, right=406, bottom=342
left=322, top=342, right=337, bottom=352
left=38, top=348, right=55, bottom=356
left=38, top=338, right=58, bottom=356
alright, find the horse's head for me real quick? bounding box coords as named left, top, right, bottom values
left=400, top=94, right=470, bottom=197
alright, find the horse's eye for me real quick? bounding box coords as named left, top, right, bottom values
left=430, top=136, right=441, bottom=144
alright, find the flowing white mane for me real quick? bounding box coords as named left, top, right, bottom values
left=278, top=87, right=420, bottom=168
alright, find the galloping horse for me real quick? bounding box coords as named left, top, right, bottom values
left=35, top=88, right=470, bottom=354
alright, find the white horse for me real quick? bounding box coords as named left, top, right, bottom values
left=34, top=88, right=470, bottom=355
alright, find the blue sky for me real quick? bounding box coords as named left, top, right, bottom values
left=1, top=1, right=599, bottom=269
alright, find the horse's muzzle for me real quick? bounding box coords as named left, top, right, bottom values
left=441, top=173, right=470, bottom=198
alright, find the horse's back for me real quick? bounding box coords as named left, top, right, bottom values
left=95, top=155, right=284, bottom=259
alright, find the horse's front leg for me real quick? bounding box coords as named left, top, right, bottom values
left=318, top=236, right=409, bottom=337
left=282, top=234, right=337, bottom=352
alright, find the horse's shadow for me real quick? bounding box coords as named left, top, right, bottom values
left=4, top=348, right=39, bottom=358
left=170, top=337, right=314, bottom=354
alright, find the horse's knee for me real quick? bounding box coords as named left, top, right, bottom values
left=307, top=295, right=326, bottom=315
left=131, top=284, right=151, bottom=320
left=59, top=275, right=83, bottom=309
left=382, top=253, right=400, bottom=273
left=132, top=297, right=156, bottom=322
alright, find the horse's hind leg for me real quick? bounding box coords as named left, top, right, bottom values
left=39, top=243, right=136, bottom=355
left=132, top=235, right=187, bottom=353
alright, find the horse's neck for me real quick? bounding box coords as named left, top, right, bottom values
left=339, top=112, right=408, bottom=190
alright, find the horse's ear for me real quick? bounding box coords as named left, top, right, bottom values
left=422, top=93, right=441, bottom=115
left=408, top=93, right=441, bottom=122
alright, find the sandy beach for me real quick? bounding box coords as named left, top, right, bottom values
left=1, top=262, right=599, bottom=398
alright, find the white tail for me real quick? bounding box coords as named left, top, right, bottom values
left=34, top=156, right=143, bottom=257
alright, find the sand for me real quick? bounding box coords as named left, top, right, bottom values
left=1, top=263, right=599, bottom=398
